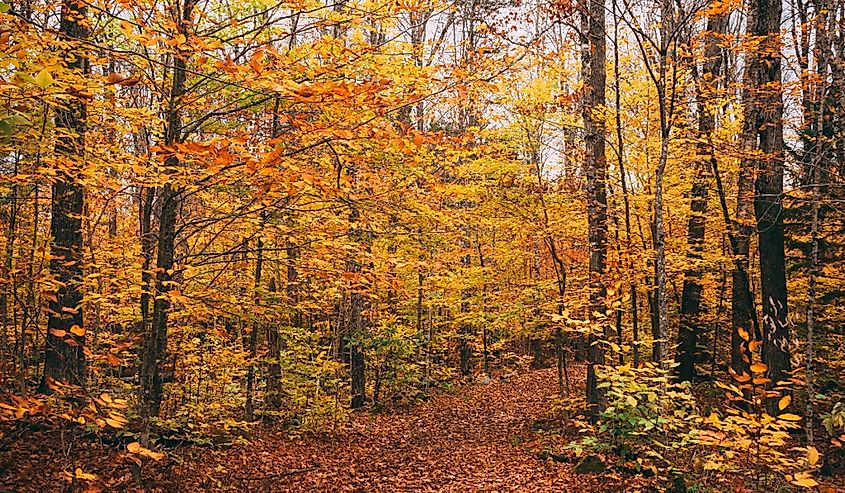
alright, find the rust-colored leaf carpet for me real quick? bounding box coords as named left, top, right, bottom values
left=2, top=367, right=618, bottom=492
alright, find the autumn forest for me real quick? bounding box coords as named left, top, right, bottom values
left=0, top=0, right=844, bottom=490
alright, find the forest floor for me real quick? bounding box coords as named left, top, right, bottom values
left=1, top=365, right=639, bottom=492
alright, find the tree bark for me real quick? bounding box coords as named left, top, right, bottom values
left=245, top=231, right=264, bottom=421
left=612, top=0, right=635, bottom=368
left=581, top=0, right=608, bottom=411
left=42, top=0, right=88, bottom=389
left=139, top=0, right=194, bottom=443
left=459, top=236, right=472, bottom=377
left=747, top=0, right=791, bottom=413
left=266, top=277, right=282, bottom=408
left=348, top=206, right=366, bottom=409
left=675, top=13, right=727, bottom=382
left=730, top=4, right=763, bottom=383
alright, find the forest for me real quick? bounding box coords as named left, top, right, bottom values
left=0, top=0, right=844, bottom=490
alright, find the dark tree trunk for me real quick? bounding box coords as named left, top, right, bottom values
left=139, top=186, right=155, bottom=336
left=459, top=237, right=472, bottom=377
left=139, top=1, right=193, bottom=442
left=611, top=0, right=637, bottom=364
left=266, top=277, right=282, bottom=408
left=42, top=0, right=88, bottom=389
left=581, top=0, right=608, bottom=411
left=675, top=13, right=727, bottom=382
left=750, top=0, right=790, bottom=413
left=348, top=207, right=366, bottom=409
left=710, top=127, right=757, bottom=382
left=265, top=101, right=285, bottom=410
left=287, top=239, right=301, bottom=330
left=476, top=240, right=490, bottom=376
left=245, top=233, right=263, bottom=421
left=731, top=4, right=764, bottom=383
left=349, top=289, right=366, bottom=408
left=145, top=182, right=178, bottom=418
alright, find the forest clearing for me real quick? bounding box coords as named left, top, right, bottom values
left=1, top=0, right=845, bottom=490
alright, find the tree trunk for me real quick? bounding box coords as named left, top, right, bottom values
left=611, top=1, right=638, bottom=363
left=581, top=0, right=608, bottom=411
left=0, top=159, right=17, bottom=367
left=245, top=232, right=263, bottom=421
left=805, top=141, right=820, bottom=444
left=459, top=233, right=472, bottom=377
left=730, top=4, right=764, bottom=383
left=651, top=0, right=679, bottom=371
left=348, top=207, right=366, bottom=409
left=266, top=277, right=281, bottom=408
left=42, top=0, right=88, bottom=390
left=675, top=13, right=727, bottom=382
left=653, top=138, right=669, bottom=368
left=750, top=0, right=790, bottom=414
left=139, top=0, right=194, bottom=443
left=710, top=126, right=756, bottom=381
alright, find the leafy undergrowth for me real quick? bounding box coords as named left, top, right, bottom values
left=0, top=366, right=634, bottom=492
left=7, top=365, right=840, bottom=492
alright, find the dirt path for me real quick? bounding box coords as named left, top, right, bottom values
left=164, top=366, right=601, bottom=492
left=2, top=366, right=609, bottom=492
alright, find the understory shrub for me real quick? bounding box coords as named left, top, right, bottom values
left=558, top=363, right=822, bottom=490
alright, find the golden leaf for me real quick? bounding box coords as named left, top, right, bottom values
left=807, top=446, right=819, bottom=466
left=74, top=468, right=97, bottom=480
left=140, top=448, right=165, bottom=461
left=791, top=477, right=818, bottom=488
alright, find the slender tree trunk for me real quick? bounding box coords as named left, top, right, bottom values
left=806, top=153, right=820, bottom=444
left=139, top=0, right=194, bottom=443
left=611, top=7, right=638, bottom=364
left=653, top=137, right=669, bottom=368
left=476, top=238, right=490, bottom=376
left=651, top=0, right=679, bottom=370
left=348, top=206, right=366, bottom=409
left=42, top=0, right=88, bottom=390
left=748, top=0, right=791, bottom=413
left=459, top=230, right=472, bottom=377
left=611, top=2, right=630, bottom=366
left=139, top=186, right=155, bottom=337
left=581, top=0, right=608, bottom=411
left=287, top=237, right=301, bottom=331
left=1, top=156, right=18, bottom=369
left=709, top=133, right=756, bottom=380
left=730, top=5, right=764, bottom=383
left=245, top=230, right=264, bottom=421
left=266, top=277, right=281, bottom=408
left=712, top=263, right=727, bottom=378
left=804, top=1, right=830, bottom=443
left=675, top=13, right=727, bottom=382
left=544, top=231, right=568, bottom=395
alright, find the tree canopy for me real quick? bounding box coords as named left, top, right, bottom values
left=0, top=0, right=844, bottom=490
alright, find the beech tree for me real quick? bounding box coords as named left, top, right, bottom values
left=0, top=0, right=842, bottom=489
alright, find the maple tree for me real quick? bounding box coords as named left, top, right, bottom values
left=0, top=0, right=844, bottom=490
